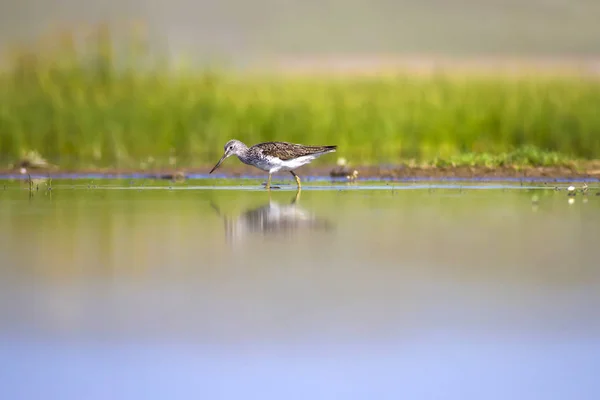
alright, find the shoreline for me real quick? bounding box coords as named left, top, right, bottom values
left=3, top=163, right=600, bottom=181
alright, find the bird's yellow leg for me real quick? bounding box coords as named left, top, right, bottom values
left=266, top=173, right=272, bottom=190
left=291, top=188, right=301, bottom=204
left=290, top=171, right=301, bottom=189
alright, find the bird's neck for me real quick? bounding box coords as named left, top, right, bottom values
left=235, top=146, right=251, bottom=163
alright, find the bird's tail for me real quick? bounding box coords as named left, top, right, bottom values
left=316, top=145, right=337, bottom=153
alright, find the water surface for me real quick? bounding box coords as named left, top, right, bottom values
left=1, top=179, right=599, bottom=399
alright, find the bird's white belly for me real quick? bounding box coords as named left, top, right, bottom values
left=238, top=152, right=327, bottom=173
left=267, top=155, right=319, bottom=173
left=244, top=157, right=276, bottom=172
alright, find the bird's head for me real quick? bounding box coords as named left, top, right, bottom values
left=209, top=139, right=246, bottom=174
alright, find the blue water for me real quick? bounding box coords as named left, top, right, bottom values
left=1, top=179, right=599, bottom=399
left=2, top=337, right=599, bottom=400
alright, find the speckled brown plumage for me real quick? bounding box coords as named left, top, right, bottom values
left=255, top=142, right=337, bottom=160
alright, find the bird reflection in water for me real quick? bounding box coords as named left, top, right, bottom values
left=211, top=189, right=333, bottom=243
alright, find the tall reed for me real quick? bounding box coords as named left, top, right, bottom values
left=1, top=26, right=599, bottom=169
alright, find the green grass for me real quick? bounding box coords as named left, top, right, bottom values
left=1, top=28, right=600, bottom=170
left=428, top=146, right=575, bottom=169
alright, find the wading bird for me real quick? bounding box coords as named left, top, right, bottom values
left=209, top=139, right=337, bottom=189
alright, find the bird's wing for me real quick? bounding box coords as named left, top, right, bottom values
left=257, top=142, right=337, bottom=161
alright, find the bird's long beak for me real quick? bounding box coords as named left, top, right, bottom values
left=209, top=152, right=228, bottom=174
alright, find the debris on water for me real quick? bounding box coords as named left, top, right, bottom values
left=330, top=157, right=359, bottom=181
left=158, top=171, right=186, bottom=183
left=567, top=185, right=575, bottom=192
left=14, top=150, right=58, bottom=175
left=346, top=170, right=359, bottom=182
left=330, top=165, right=359, bottom=181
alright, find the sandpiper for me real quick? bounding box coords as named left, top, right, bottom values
left=209, top=140, right=337, bottom=189
left=211, top=190, right=332, bottom=244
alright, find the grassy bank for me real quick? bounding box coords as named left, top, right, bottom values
left=1, top=29, right=600, bottom=170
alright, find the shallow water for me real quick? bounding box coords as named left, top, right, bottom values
left=1, top=178, right=599, bottom=399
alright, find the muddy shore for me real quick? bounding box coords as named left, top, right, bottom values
left=2, top=162, right=600, bottom=181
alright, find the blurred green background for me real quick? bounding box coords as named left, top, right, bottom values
left=1, top=0, right=599, bottom=169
